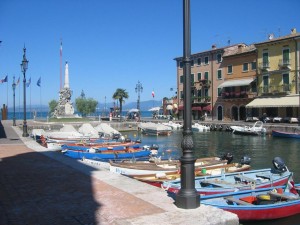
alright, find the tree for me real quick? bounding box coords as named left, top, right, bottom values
left=112, top=88, right=129, bottom=117
left=48, top=100, right=58, bottom=114
left=75, top=92, right=98, bottom=117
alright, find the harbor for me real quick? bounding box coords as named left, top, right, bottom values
left=1, top=118, right=300, bottom=224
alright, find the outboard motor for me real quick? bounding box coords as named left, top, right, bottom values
left=124, top=137, right=132, bottom=142
left=135, top=139, right=142, bottom=143
left=220, top=152, right=233, bottom=164
left=272, top=157, right=287, bottom=173
left=150, top=144, right=159, bottom=150
left=240, top=155, right=251, bottom=165
left=112, top=133, right=121, bottom=140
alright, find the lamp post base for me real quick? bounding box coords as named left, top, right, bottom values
left=13, top=119, right=16, bottom=126
left=176, top=189, right=200, bottom=209
left=22, top=123, right=28, bottom=137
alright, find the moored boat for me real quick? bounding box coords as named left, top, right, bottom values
left=162, top=157, right=292, bottom=196
left=272, top=129, right=300, bottom=139
left=231, top=121, right=266, bottom=136
left=129, top=162, right=251, bottom=187
left=62, top=148, right=151, bottom=160
left=109, top=156, right=230, bottom=176
left=200, top=183, right=300, bottom=221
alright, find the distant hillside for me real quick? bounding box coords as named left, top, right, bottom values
left=7, top=100, right=163, bottom=112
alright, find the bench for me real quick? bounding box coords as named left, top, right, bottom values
left=224, top=196, right=252, bottom=205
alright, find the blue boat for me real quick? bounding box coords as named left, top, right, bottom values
left=61, top=143, right=142, bottom=151
left=62, top=149, right=151, bottom=160
left=272, top=130, right=300, bottom=139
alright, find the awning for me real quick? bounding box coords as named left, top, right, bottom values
left=192, top=106, right=202, bottom=111
left=246, top=95, right=300, bottom=108
left=202, top=105, right=212, bottom=111
left=218, top=78, right=254, bottom=89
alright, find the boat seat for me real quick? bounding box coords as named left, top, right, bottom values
left=268, top=191, right=300, bottom=200
left=234, top=175, right=256, bottom=183
left=256, top=174, right=271, bottom=180
left=224, top=196, right=252, bottom=205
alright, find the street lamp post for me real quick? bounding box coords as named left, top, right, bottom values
left=135, top=81, right=143, bottom=118
left=21, top=46, right=29, bottom=137
left=175, top=0, right=200, bottom=209
left=12, top=76, right=16, bottom=126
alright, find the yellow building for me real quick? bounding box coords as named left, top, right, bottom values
left=247, top=29, right=300, bottom=120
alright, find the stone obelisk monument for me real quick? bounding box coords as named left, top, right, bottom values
left=53, top=61, right=75, bottom=118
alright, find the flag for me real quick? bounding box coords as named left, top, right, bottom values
left=60, top=41, right=62, bottom=57
left=152, top=91, right=155, bottom=98
left=37, top=77, right=41, bottom=87
left=0, top=75, right=8, bottom=83
left=26, top=77, right=31, bottom=87
left=16, top=77, right=20, bottom=86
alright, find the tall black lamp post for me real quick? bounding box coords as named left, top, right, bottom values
left=21, top=46, right=29, bottom=137
left=135, top=81, right=143, bottom=117
left=12, top=76, right=16, bottom=126
left=175, top=0, right=200, bottom=209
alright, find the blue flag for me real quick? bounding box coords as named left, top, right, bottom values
left=26, top=77, right=31, bottom=87
left=0, top=75, right=8, bottom=83
left=37, top=77, right=41, bottom=87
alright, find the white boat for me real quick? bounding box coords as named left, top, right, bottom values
left=138, top=122, right=172, bottom=136
left=162, top=121, right=183, bottom=130
left=231, top=121, right=266, bottom=136
left=192, top=123, right=210, bottom=132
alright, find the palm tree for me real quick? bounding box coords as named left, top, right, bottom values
left=112, top=88, right=129, bottom=118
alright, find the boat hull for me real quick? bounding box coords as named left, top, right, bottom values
left=201, top=185, right=300, bottom=221
left=272, top=130, right=300, bottom=139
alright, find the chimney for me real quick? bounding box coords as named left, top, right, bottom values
left=212, top=44, right=217, bottom=49
left=238, top=44, right=244, bottom=52
left=291, top=28, right=297, bottom=34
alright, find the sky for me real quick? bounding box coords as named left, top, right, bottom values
left=1, top=0, right=300, bottom=109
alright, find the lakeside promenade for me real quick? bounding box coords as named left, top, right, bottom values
left=0, top=120, right=239, bottom=225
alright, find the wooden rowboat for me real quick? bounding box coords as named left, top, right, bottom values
left=200, top=183, right=300, bottom=221
left=109, top=157, right=229, bottom=176
left=129, top=162, right=251, bottom=187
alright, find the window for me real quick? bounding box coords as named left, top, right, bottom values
left=243, top=63, right=249, bottom=72
left=197, top=89, right=202, bottom=97
left=191, top=60, right=194, bottom=67
left=180, top=91, right=184, bottom=99
left=217, top=88, right=222, bottom=97
left=204, top=71, right=209, bottom=80
left=217, top=69, right=222, bottom=79
left=180, top=75, right=184, bottom=83
left=251, top=62, right=257, bottom=70
left=262, top=50, right=269, bottom=68
left=282, top=48, right=290, bottom=64
left=179, top=61, right=183, bottom=68
left=204, top=56, right=209, bottom=65
left=191, top=73, right=195, bottom=84
left=204, top=88, right=209, bottom=97
left=227, top=65, right=233, bottom=74
left=197, top=58, right=202, bottom=66
left=217, top=53, right=222, bottom=63
left=197, top=72, right=202, bottom=81
left=262, top=75, right=269, bottom=93
left=282, top=73, right=290, bottom=91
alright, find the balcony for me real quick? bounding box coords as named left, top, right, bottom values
left=259, top=84, right=292, bottom=95
left=221, top=91, right=251, bottom=99
left=192, top=96, right=211, bottom=103
left=259, top=62, right=270, bottom=71
left=278, top=59, right=291, bottom=69
left=198, top=79, right=211, bottom=88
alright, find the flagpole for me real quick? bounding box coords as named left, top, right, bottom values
left=30, top=83, right=32, bottom=119
left=6, top=75, right=8, bottom=108
left=19, top=79, right=21, bottom=120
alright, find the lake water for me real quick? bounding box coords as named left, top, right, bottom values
left=123, top=129, right=300, bottom=225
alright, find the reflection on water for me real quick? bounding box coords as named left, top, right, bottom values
left=125, top=130, right=300, bottom=225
